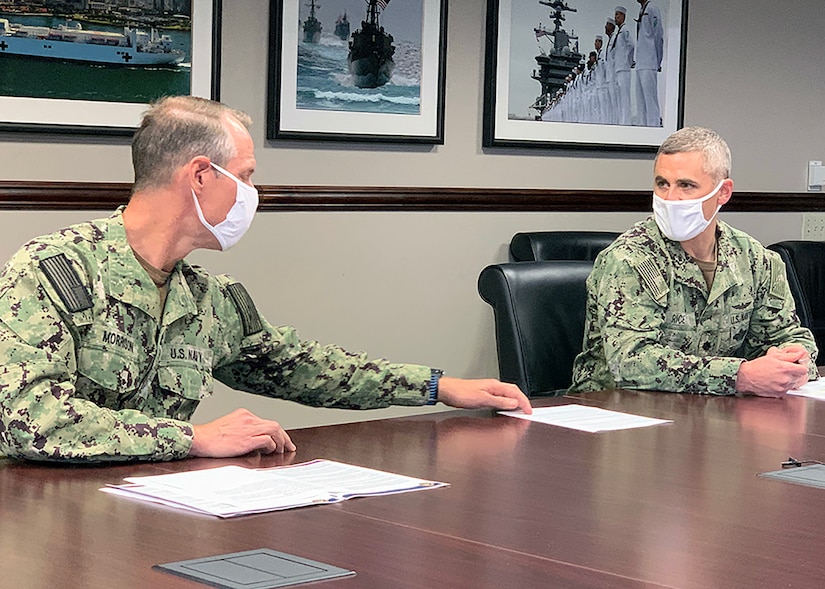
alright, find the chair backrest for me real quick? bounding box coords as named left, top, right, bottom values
left=478, top=261, right=593, bottom=396
left=509, top=231, right=621, bottom=262
left=767, top=240, right=825, bottom=364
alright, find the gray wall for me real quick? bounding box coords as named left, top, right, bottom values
left=0, top=0, right=822, bottom=428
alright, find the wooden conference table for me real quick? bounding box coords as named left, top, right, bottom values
left=4, top=390, right=825, bottom=589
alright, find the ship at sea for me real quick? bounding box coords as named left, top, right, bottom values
left=335, top=12, right=349, bottom=41
left=303, top=0, right=322, bottom=44
left=334, top=12, right=350, bottom=41
left=348, top=0, right=395, bottom=89
left=0, top=18, right=184, bottom=66
left=530, top=0, right=582, bottom=117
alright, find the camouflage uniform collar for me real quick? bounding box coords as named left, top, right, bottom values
left=162, top=267, right=198, bottom=326
left=652, top=219, right=708, bottom=292
left=645, top=216, right=739, bottom=297
left=707, top=220, right=744, bottom=304
left=106, top=208, right=197, bottom=323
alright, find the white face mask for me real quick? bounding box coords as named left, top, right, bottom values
left=192, top=162, right=259, bottom=251
left=652, top=179, right=725, bottom=242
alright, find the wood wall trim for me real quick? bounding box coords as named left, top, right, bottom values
left=1, top=181, right=824, bottom=212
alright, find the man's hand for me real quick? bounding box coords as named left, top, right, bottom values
left=436, top=377, right=533, bottom=414
left=735, top=346, right=811, bottom=398
left=772, top=344, right=813, bottom=365
left=189, top=408, right=296, bottom=458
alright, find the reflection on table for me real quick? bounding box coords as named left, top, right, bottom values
left=4, top=390, right=825, bottom=588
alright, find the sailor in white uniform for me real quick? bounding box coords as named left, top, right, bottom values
left=584, top=52, right=599, bottom=124
left=604, top=18, right=618, bottom=125
left=593, top=35, right=610, bottom=124
left=610, top=6, right=635, bottom=126
left=634, top=0, right=664, bottom=126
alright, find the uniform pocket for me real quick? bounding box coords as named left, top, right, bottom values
left=156, top=364, right=214, bottom=401
left=662, top=324, right=696, bottom=352
left=662, top=311, right=696, bottom=352
left=726, top=311, right=751, bottom=352
left=76, top=343, right=142, bottom=396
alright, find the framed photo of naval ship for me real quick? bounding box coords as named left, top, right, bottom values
left=483, top=0, right=688, bottom=150
left=0, top=0, right=220, bottom=135
left=268, top=0, right=447, bottom=143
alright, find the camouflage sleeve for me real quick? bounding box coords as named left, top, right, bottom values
left=0, top=253, right=193, bottom=462
left=594, top=253, right=743, bottom=394
left=741, top=252, right=819, bottom=379
left=211, top=278, right=431, bottom=408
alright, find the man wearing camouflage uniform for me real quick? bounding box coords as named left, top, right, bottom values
left=0, top=96, right=531, bottom=463
left=570, top=127, right=817, bottom=396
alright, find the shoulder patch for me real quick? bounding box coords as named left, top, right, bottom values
left=39, top=254, right=93, bottom=312
left=634, top=258, right=669, bottom=302
left=768, top=255, right=786, bottom=298
left=767, top=255, right=787, bottom=308
left=226, top=282, right=263, bottom=336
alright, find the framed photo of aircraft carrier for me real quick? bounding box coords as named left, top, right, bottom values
left=268, top=0, right=447, bottom=143
left=0, top=0, right=220, bottom=135
left=483, top=0, right=687, bottom=150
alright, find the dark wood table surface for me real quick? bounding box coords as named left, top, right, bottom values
left=4, top=391, right=825, bottom=589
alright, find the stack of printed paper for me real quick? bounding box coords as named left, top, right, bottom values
left=101, top=459, right=448, bottom=518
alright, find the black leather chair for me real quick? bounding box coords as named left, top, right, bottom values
left=509, top=231, right=620, bottom=262
left=767, top=240, right=825, bottom=365
left=478, top=261, right=593, bottom=397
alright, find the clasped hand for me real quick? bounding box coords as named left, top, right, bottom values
left=735, top=345, right=811, bottom=397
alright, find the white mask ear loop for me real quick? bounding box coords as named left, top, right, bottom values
left=191, top=188, right=224, bottom=247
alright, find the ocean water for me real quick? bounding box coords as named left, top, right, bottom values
left=296, top=32, right=421, bottom=115
left=0, top=13, right=191, bottom=103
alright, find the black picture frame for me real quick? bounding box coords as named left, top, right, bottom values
left=267, top=0, right=447, bottom=143
left=483, top=0, right=688, bottom=151
left=0, top=0, right=222, bottom=135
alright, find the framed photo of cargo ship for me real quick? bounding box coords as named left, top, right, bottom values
left=483, top=0, right=687, bottom=151
left=268, top=0, right=447, bottom=143
left=0, top=0, right=220, bottom=135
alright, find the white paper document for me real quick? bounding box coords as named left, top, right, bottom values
left=499, top=404, right=672, bottom=433
left=100, top=459, right=448, bottom=518
left=788, top=379, right=825, bottom=400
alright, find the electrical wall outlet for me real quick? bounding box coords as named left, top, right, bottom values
left=802, top=213, right=825, bottom=240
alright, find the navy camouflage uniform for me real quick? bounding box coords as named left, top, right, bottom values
left=569, top=217, right=818, bottom=394
left=0, top=209, right=431, bottom=462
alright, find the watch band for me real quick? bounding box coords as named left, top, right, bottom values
left=427, top=368, right=444, bottom=405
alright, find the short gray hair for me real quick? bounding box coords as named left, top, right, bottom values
left=131, top=95, right=252, bottom=193
left=656, top=126, right=731, bottom=182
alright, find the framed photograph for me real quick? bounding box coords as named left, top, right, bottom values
left=268, top=0, right=447, bottom=143
left=483, top=0, right=688, bottom=150
left=0, top=0, right=221, bottom=135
